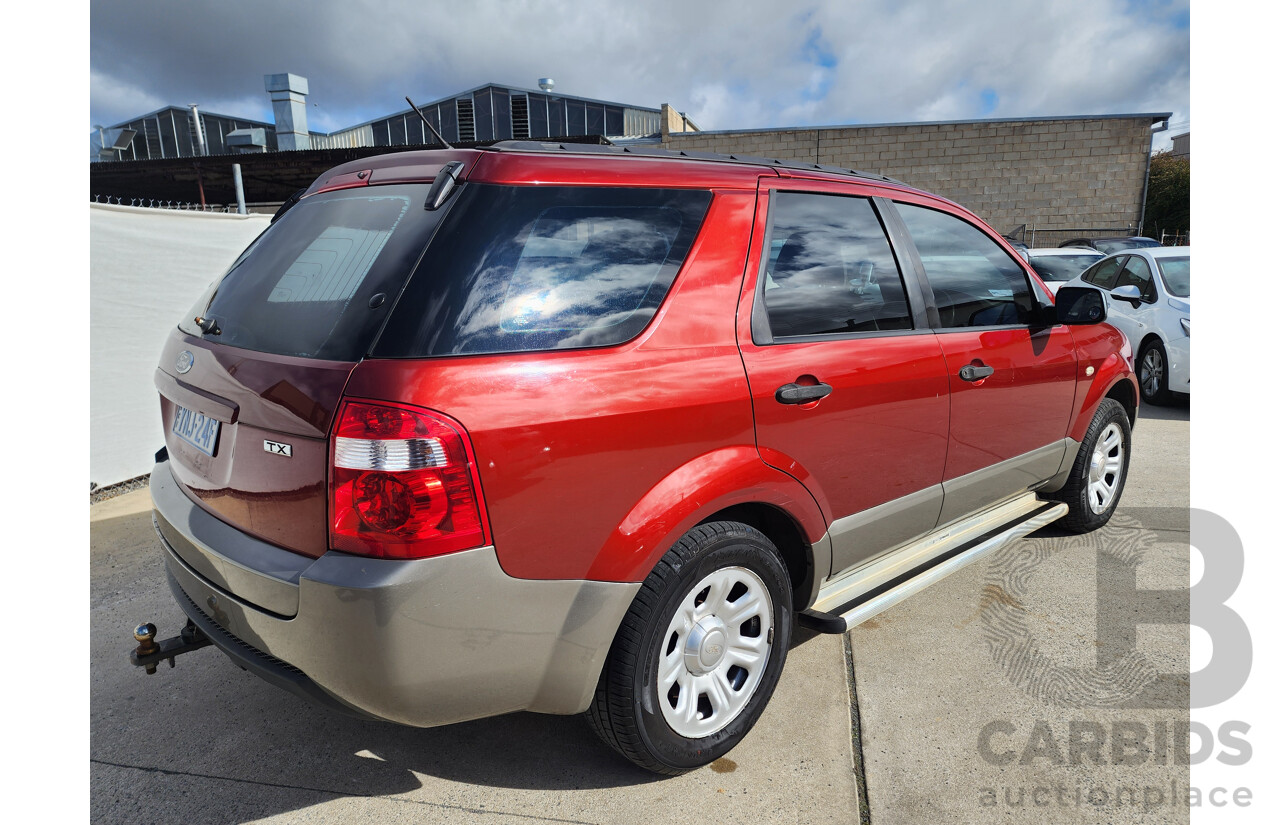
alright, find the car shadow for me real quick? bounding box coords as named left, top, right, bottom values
left=1138, top=394, right=1190, bottom=421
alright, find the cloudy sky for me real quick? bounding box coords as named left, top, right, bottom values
left=90, top=0, right=1189, bottom=149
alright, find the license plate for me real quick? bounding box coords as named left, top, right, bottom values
left=172, top=404, right=221, bottom=456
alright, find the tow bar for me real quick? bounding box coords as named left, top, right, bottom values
left=129, top=619, right=212, bottom=674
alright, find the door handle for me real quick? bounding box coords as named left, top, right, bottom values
left=958, top=364, right=995, bottom=382
left=775, top=382, right=833, bottom=404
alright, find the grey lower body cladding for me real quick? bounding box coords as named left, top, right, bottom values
left=152, top=460, right=639, bottom=726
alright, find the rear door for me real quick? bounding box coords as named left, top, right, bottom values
left=738, top=181, right=951, bottom=574
left=886, top=199, right=1078, bottom=525
left=156, top=182, right=453, bottom=557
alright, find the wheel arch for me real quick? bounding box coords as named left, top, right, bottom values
left=695, top=502, right=821, bottom=610
left=1104, top=374, right=1137, bottom=428
left=586, top=446, right=829, bottom=600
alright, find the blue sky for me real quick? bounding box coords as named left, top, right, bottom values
left=90, top=0, right=1189, bottom=150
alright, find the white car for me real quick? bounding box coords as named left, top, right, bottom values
left=1063, top=247, right=1190, bottom=404
left=1025, top=248, right=1105, bottom=295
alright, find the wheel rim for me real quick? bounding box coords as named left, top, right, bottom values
left=1140, top=348, right=1164, bottom=397
left=1087, top=422, right=1125, bottom=514
left=657, top=566, right=774, bottom=738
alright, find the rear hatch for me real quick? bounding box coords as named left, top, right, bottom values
left=155, top=178, right=458, bottom=557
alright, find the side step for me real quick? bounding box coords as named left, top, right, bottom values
left=800, top=494, right=1067, bottom=633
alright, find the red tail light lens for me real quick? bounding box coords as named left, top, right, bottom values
left=330, top=400, right=488, bottom=559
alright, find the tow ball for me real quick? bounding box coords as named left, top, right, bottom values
left=129, top=619, right=212, bottom=674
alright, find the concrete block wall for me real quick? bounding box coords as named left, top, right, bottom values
left=660, top=117, right=1158, bottom=240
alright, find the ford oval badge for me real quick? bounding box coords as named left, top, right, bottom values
left=176, top=350, right=194, bottom=374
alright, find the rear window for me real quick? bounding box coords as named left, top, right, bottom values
left=373, top=184, right=712, bottom=357
left=178, top=185, right=445, bottom=360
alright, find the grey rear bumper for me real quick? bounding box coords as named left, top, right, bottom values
left=152, top=461, right=640, bottom=727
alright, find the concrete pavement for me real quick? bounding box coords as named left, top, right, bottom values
left=850, top=398, right=1190, bottom=824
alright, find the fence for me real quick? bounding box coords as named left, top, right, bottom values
left=90, top=202, right=272, bottom=487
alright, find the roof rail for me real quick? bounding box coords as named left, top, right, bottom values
left=486, top=140, right=907, bottom=186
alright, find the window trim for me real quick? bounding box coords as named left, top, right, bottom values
left=749, top=188, right=925, bottom=345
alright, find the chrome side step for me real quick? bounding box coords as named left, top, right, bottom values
left=800, top=493, right=1067, bottom=633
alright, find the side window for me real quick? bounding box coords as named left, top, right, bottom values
left=760, top=192, right=912, bottom=338
left=895, top=203, right=1034, bottom=328
left=1082, top=256, right=1126, bottom=290
left=1115, top=255, right=1156, bottom=301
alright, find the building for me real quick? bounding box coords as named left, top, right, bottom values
left=90, top=73, right=1170, bottom=243
left=1170, top=131, right=1189, bottom=159
left=94, top=106, right=278, bottom=162
left=93, top=76, right=679, bottom=161
left=653, top=113, right=1171, bottom=245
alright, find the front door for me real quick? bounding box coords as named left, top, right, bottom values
left=889, top=200, right=1078, bottom=525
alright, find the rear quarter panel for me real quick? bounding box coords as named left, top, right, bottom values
left=345, top=189, right=824, bottom=581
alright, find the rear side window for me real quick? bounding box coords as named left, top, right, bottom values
left=374, top=184, right=711, bottom=357
left=179, top=185, right=445, bottom=360
left=759, top=192, right=912, bottom=338
left=895, top=203, right=1034, bottom=328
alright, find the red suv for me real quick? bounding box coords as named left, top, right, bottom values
left=143, top=142, right=1136, bottom=774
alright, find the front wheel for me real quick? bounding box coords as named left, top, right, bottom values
left=1047, top=398, right=1131, bottom=533
left=1138, top=339, right=1172, bottom=405
left=587, top=522, right=793, bottom=775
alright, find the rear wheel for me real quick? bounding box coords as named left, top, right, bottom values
left=1048, top=398, right=1131, bottom=533
left=587, top=522, right=793, bottom=775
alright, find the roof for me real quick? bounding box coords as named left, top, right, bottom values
left=1026, top=248, right=1106, bottom=256
left=304, top=141, right=926, bottom=198
left=489, top=140, right=909, bottom=186
left=332, top=82, right=663, bottom=134
left=679, top=112, right=1174, bottom=139
left=108, top=105, right=275, bottom=130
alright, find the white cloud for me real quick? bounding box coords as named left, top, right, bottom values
left=90, top=0, right=1188, bottom=141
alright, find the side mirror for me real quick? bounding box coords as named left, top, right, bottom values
left=1055, top=286, right=1108, bottom=325
left=1110, top=284, right=1142, bottom=307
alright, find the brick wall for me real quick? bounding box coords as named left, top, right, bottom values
left=660, top=116, right=1160, bottom=241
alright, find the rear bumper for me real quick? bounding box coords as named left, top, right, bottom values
left=152, top=460, right=640, bottom=727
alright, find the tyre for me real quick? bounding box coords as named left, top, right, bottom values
left=1138, top=339, right=1172, bottom=405
left=587, top=521, right=793, bottom=775
left=1047, top=398, right=1131, bottom=533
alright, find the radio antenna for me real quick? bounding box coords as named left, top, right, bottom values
left=405, top=96, right=453, bottom=148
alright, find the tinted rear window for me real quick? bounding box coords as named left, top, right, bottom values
left=178, top=185, right=445, bottom=360
left=374, top=184, right=712, bottom=357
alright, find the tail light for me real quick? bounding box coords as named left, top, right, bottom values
left=330, top=400, right=488, bottom=559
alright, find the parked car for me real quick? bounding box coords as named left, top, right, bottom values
left=1062, top=247, right=1189, bottom=404
left=1003, top=238, right=1030, bottom=260
left=1024, top=248, right=1105, bottom=294
left=137, top=143, right=1137, bottom=775
left=1057, top=236, right=1163, bottom=255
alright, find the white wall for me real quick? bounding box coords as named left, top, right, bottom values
left=90, top=204, right=271, bottom=486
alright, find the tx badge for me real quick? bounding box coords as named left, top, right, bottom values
left=175, top=350, right=194, bottom=374
left=264, top=440, right=293, bottom=457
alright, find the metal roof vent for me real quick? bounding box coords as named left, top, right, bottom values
left=538, top=78, right=555, bottom=92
